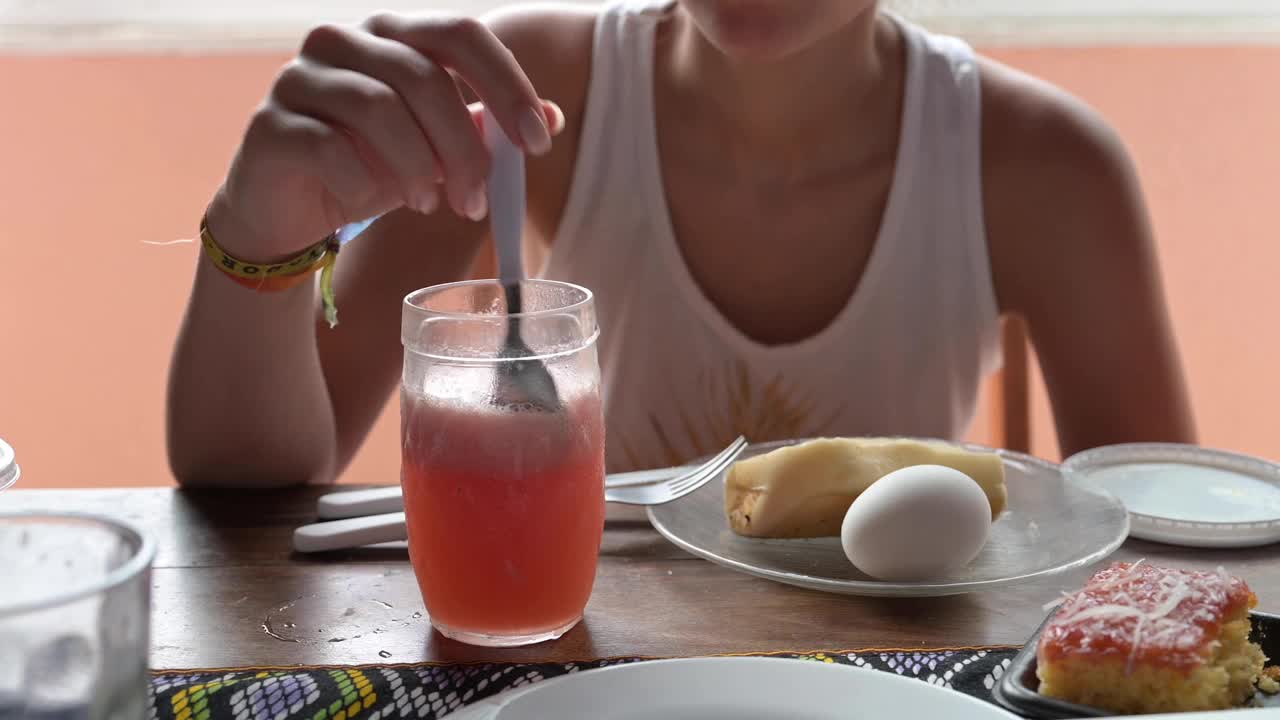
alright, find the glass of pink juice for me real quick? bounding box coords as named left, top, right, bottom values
left=400, top=280, right=605, bottom=647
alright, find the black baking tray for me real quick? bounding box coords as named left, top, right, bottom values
left=993, top=610, right=1280, bottom=718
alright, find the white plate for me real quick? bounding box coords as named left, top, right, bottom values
left=0, top=438, right=17, bottom=492
left=646, top=438, right=1130, bottom=597
left=1062, top=443, right=1280, bottom=548
left=448, top=657, right=1020, bottom=720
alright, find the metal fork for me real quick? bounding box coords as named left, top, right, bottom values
left=315, top=436, right=746, bottom=519
left=602, top=435, right=747, bottom=505
left=293, top=436, right=747, bottom=553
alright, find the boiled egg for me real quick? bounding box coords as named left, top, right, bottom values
left=840, top=464, right=992, bottom=581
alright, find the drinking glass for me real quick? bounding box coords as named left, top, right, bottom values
left=400, top=279, right=605, bottom=647
left=0, top=512, right=155, bottom=720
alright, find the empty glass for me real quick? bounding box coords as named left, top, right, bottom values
left=0, top=512, right=155, bottom=720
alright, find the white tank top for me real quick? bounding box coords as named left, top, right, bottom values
left=540, top=0, right=1002, bottom=472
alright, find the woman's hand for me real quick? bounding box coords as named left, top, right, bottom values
left=209, top=12, right=563, bottom=262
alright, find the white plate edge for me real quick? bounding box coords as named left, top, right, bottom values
left=449, top=657, right=1021, bottom=719
left=1063, top=442, right=1280, bottom=545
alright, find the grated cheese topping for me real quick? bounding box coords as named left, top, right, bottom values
left=1037, top=562, right=1255, bottom=674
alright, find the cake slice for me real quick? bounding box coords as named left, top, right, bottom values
left=1037, top=562, right=1266, bottom=714
left=1261, top=666, right=1280, bottom=695
left=724, top=437, right=1006, bottom=538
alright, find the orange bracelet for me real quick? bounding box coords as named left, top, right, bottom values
left=199, top=214, right=342, bottom=327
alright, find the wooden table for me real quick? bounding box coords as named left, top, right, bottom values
left=5, top=488, right=1279, bottom=670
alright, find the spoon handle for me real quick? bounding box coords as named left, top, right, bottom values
left=484, top=109, right=526, bottom=289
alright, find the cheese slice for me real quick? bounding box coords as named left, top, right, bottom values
left=725, top=437, right=1007, bottom=538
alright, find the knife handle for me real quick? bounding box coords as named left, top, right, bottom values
left=293, top=512, right=407, bottom=553
left=317, top=485, right=404, bottom=519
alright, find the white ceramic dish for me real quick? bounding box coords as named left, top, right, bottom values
left=646, top=438, right=1130, bottom=597
left=0, top=438, right=17, bottom=492
left=1062, top=443, right=1280, bottom=548
left=447, top=657, right=1021, bottom=720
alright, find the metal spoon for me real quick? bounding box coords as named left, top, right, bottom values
left=484, top=110, right=561, bottom=412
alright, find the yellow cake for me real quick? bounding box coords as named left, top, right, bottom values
left=1260, top=666, right=1280, bottom=695
left=1037, top=562, right=1267, bottom=714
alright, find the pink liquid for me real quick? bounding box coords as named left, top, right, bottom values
left=400, top=390, right=605, bottom=640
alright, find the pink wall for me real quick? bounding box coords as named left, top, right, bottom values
left=983, top=46, right=1280, bottom=461
left=1, top=45, right=1278, bottom=488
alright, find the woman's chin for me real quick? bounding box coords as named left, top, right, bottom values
left=701, top=24, right=812, bottom=63
left=680, top=0, right=863, bottom=64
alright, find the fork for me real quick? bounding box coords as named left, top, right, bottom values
left=293, top=436, right=747, bottom=553
left=315, top=436, right=746, bottom=519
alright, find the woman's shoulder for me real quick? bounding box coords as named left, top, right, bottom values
left=482, top=4, right=600, bottom=239
left=973, top=55, right=1193, bottom=451
left=977, top=57, right=1130, bottom=186
left=976, top=55, right=1149, bottom=312
left=484, top=4, right=598, bottom=119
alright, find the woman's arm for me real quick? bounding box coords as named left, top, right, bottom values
left=166, top=8, right=593, bottom=487
left=981, top=59, right=1196, bottom=457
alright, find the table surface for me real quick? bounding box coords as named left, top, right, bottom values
left=5, top=487, right=1279, bottom=670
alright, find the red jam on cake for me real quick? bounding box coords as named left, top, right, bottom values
left=1037, top=561, right=1267, bottom=714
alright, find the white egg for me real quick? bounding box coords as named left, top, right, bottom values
left=840, top=464, right=992, bottom=581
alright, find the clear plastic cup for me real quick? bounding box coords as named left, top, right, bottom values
left=0, top=512, right=155, bottom=720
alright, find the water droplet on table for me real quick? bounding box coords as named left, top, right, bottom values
left=261, top=621, right=301, bottom=643
left=261, top=595, right=397, bottom=644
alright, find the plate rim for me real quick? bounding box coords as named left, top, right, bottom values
left=493, top=655, right=1018, bottom=719
left=646, top=436, right=1131, bottom=597
left=0, top=438, right=16, bottom=492
left=1062, top=442, right=1280, bottom=546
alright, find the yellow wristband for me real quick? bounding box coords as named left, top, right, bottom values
left=200, top=215, right=342, bottom=328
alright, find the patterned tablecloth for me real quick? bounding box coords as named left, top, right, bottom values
left=149, top=646, right=1019, bottom=720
